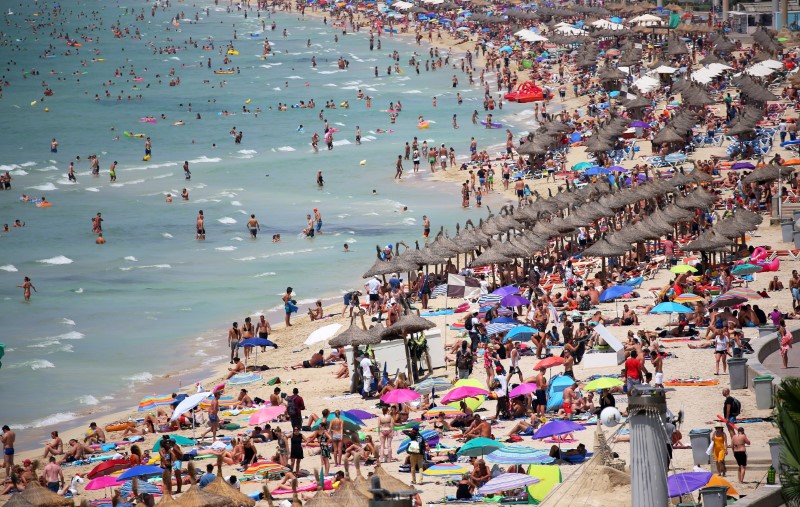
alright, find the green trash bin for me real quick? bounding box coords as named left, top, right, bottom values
left=754, top=375, right=775, bottom=409
left=676, top=504, right=699, bottom=507
left=727, top=358, right=748, bottom=389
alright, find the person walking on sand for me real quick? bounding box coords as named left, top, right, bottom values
left=712, top=424, right=728, bottom=476
left=201, top=391, right=222, bottom=442
left=289, top=426, right=306, bottom=474
left=228, top=322, right=242, bottom=363
left=378, top=407, right=394, bottom=463
left=732, top=427, right=750, bottom=484
left=17, top=276, right=36, bottom=301
left=247, top=214, right=260, bottom=239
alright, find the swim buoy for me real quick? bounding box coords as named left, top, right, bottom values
left=417, top=121, right=430, bottom=129
left=245, top=99, right=251, bottom=104
left=30, top=101, right=37, bottom=106
left=143, top=155, right=151, bottom=161
left=360, top=160, right=367, bottom=166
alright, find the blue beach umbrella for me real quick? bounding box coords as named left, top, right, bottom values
left=599, top=285, right=632, bottom=302
left=504, top=326, right=537, bottom=342
left=500, top=46, right=513, bottom=53
left=585, top=166, right=610, bottom=176
left=650, top=302, right=692, bottom=314
left=118, top=465, right=163, bottom=481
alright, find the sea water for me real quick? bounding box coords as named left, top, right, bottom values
left=0, top=0, right=529, bottom=447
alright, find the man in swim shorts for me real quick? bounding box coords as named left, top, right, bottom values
left=289, top=350, right=324, bottom=370
left=228, top=322, right=241, bottom=363
left=732, top=427, right=750, bottom=483
left=196, top=210, right=205, bottom=240
left=314, top=208, right=322, bottom=233
left=201, top=390, right=222, bottom=441
left=422, top=215, right=430, bottom=239
left=2, top=425, right=15, bottom=477
left=84, top=422, right=106, bottom=445
left=247, top=214, right=260, bottom=239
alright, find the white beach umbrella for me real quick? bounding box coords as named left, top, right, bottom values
left=629, top=14, right=663, bottom=25
left=305, top=323, right=343, bottom=346
left=171, top=391, right=212, bottom=421
left=652, top=65, right=677, bottom=74
left=632, top=75, right=659, bottom=92
left=746, top=64, right=775, bottom=77
left=760, top=59, right=784, bottom=69
left=708, top=62, right=734, bottom=72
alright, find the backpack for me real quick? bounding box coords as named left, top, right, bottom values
left=286, top=395, right=299, bottom=417
left=456, top=350, right=472, bottom=371
left=465, top=317, right=474, bottom=331
left=407, top=439, right=421, bottom=454
left=729, top=397, right=741, bottom=418
left=579, top=295, right=591, bottom=311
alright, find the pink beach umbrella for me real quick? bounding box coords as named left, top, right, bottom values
left=85, top=476, right=124, bottom=491
left=508, top=382, right=538, bottom=399
left=381, top=388, right=421, bottom=405
left=441, top=386, right=490, bottom=404
left=248, top=405, right=286, bottom=426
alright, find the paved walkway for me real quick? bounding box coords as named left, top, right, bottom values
left=762, top=346, right=800, bottom=379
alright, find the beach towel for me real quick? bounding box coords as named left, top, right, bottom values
left=664, top=379, right=719, bottom=387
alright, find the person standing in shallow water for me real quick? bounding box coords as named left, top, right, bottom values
left=283, top=287, right=298, bottom=327
left=17, top=276, right=36, bottom=301
left=247, top=214, right=260, bottom=239
left=196, top=210, right=205, bottom=240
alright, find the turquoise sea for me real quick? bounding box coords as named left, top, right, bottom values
left=0, top=0, right=529, bottom=448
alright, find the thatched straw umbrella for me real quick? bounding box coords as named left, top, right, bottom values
left=330, top=321, right=380, bottom=392
left=176, top=463, right=232, bottom=507
left=362, top=256, right=400, bottom=279
left=583, top=238, right=628, bottom=277
left=334, top=463, right=369, bottom=507
left=742, top=164, right=794, bottom=184
left=5, top=495, right=36, bottom=507
left=372, top=462, right=413, bottom=494
left=156, top=470, right=183, bottom=507
left=201, top=457, right=255, bottom=507
left=18, top=461, right=74, bottom=507
left=301, top=470, right=338, bottom=507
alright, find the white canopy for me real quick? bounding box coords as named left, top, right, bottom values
left=629, top=14, right=663, bottom=25
left=691, top=68, right=715, bottom=84
left=515, top=29, right=548, bottom=42
left=632, top=75, right=659, bottom=92
left=746, top=63, right=776, bottom=77
left=652, top=65, right=677, bottom=74
left=591, top=19, right=625, bottom=30
left=392, top=1, right=412, bottom=10
left=760, top=59, right=784, bottom=70
left=708, top=62, right=733, bottom=72
left=554, top=25, right=586, bottom=35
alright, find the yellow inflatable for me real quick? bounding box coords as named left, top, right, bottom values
left=143, top=155, right=151, bottom=161
left=227, top=50, right=239, bottom=55
left=245, top=99, right=251, bottom=104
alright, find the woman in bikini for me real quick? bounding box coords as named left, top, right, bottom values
left=275, top=429, right=289, bottom=467
left=241, top=316, right=255, bottom=362
left=344, top=435, right=377, bottom=464
left=329, top=411, right=345, bottom=467
left=378, top=407, right=395, bottom=463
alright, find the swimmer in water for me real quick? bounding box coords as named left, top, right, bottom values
left=17, top=276, right=36, bottom=301
left=166, top=194, right=172, bottom=203
left=181, top=188, right=189, bottom=200
left=343, top=243, right=349, bottom=253
left=96, top=232, right=106, bottom=244
left=316, top=171, right=324, bottom=187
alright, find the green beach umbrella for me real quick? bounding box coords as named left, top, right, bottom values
left=457, top=437, right=504, bottom=457
left=573, top=162, right=592, bottom=171
left=670, top=264, right=697, bottom=274
left=311, top=413, right=362, bottom=432
left=584, top=377, right=623, bottom=391
left=151, top=434, right=196, bottom=452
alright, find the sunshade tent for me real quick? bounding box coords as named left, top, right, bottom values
left=248, top=405, right=286, bottom=426
left=171, top=392, right=212, bottom=421
left=85, top=476, right=124, bottom=490
left=441, top=385, right=490, bottom=404
left=509, top=383, right=539, bottom=398
left=119, top=465, right=164, bottom=480
left=599, top=285, right=632, bottom=301
left=311, top=412, right=363, bottom=432
left=414, top=377, right=453, bottom=395
left=504, top=326, right=537, bottom=342
left=457, top=437, right=505, bottom=457
left=381, top=388, right=420, bottom=404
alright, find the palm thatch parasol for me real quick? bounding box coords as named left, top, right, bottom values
left=469, top=246, right=513, bottom=267
left=330, top=321, right=379, bottom=348
left=176, top=463, right=233, bottom=507
left=652, top=127, right=685, bottom=144
left=681, top=231, right=734, bottom=252
left=742, top=164, right=794, bottom=184
left=334, top=463, right=369, bottom=507
left=5, top=495, right=36, bottom=507
left=362, top=255, right=400, bottom=278
left=302, top=470, right=338, bottom=507
left=690, top=170, right=714, bottom=183
left=380, top=314, right=436, bottom=339
left=156, top=470, right=182, bottom=507
left=201, top=457, right=255, bottom=507
left=351, top=459, right=373, bottom=500
left=583, top=238, right=628, bottom=258
left=372, top=462, right=413, bottom=494
left=18, top=461, right=74, bottom=507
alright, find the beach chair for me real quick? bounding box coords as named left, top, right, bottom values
left=625, top=276, right=644, bottom=289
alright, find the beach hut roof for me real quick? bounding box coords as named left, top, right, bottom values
left=202, top=459, right=256, bottom=507
left=5, top=495, right=36, bottom=507
left=330, top=321, right=378, bottom=348
left=380, top=314, right=436, bottom=339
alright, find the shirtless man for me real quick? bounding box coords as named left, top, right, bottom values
left=561, top=383, right=577, bottom=416
left=43, top=431, right=63, bottom=459
left=201, top=390, right=222, bottom=441
left=43, top=457, right=64, bottom=493
left=256, top=315, right=272, bottom=351
left=228, top=322, right=242, bottom=363
left=314, top=208, right=322, bottom=233
left=422, top=215, right=430, bottom=241
left=226, top=357, right=245, bottom=379
left=621, top=305, right=639, bottom=326
left=91, top=212, right=103, bottom=233
left=58, top=439, right=87, bottom=464
left=732, top=427, right=751, bottom=484
left=247, top=214, right=260, bottom=239
left=17, top=276, right=36, bottom=301
left=651, top=350, right=664, bottom=388
left=96, top=233, right=106, bottom=244
left=196, top=210, right=206, bottom=240
left=289, top=349, right=324, bottom=370
left=2, top=425, right=15, bottom=477
left=463, top=415, right=492, bottom=440
left=83, top=422, right=105, bottom=446
left=514, top=178, right=525, bottom=203
left=534, top=367, right=548, bottom=417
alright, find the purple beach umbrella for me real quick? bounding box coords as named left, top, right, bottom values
left=667, top=471, right=713, bottom=497
left=630, top=120, right=651, bottom=128
left=492, top=285, right=520, bottom=297
left=345, top=409, right=376, bottom=420
left=501, top=294, right=530, bottom=307
left=532, top=420, right=585, bottom=440
left=731, top=162, right=755, bottom=170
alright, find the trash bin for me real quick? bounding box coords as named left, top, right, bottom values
left=689, top=429, right=712, bottom=466
left=769, top=437, right=784, bottom=472
left=795, top=231, right=800, bottom=249
left=754, top=375, right=775, bottom=410
left=676, top=504, right=699, bottom=507
left=783, top=219, right=795, bottom=243
left=699, top=486, right=729, bottom=507
left=727, top=358, right=748, bottom=390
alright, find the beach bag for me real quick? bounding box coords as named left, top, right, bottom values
left=730, top=397, right=742, bottom=418
left=579, top=296, right=591, bottom=311
left=456, top=350, right=472, bottom=371
left=286, top=395, right=299, bottom=417
left=407, top=440, right=421, bottom=455
left=464, top=317, right=474, bottom=331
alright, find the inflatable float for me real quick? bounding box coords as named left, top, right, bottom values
left=105, top=422, right=134, bottom=432
left=417, top=121, right=430, bottom=129
left=664, top=379, right=719, bottom=387
left=143, top=155, right=151, bottom=161
left=214, top=70, right=234, bottom=74
left=139, top=118, right=157, bottom=123
left=749, top=247, right=781, bottom=272
left=504, top=81, right=545, bottom=103
left=36, top=202, right=52, bottom=208
left=227, top=50, right=239, bottom=55
left=480, top=121, right=503, bottom=128
left=124, top=131, right=145, bottom=138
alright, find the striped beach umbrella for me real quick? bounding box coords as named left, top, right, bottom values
left=431, top=284, right=448, bottom=298
left=486, top=322, right=518, bottom=336
left=398, top=429, right=440, bottom=454
left=486, top=445, right=555, bottom=465
left=120, top=480, right=162, bottom=497
left=673, top=293, right=703, bottom=303
left=478, top=293, right=503, bottom=305
left=710, top=294, right=748, bottom=309
left=228, top=372, right=263, bottom=385
left=478, top=473, right=539, bottom=495
left=243, top=462, right=289, bottom=478
left=137, top=394, right=174, bottom=412
left=414, top=377, right=453, bottom=395
left=422, top=406, right=463, bottom=419
left=724, top=287, right=763, bottom=300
